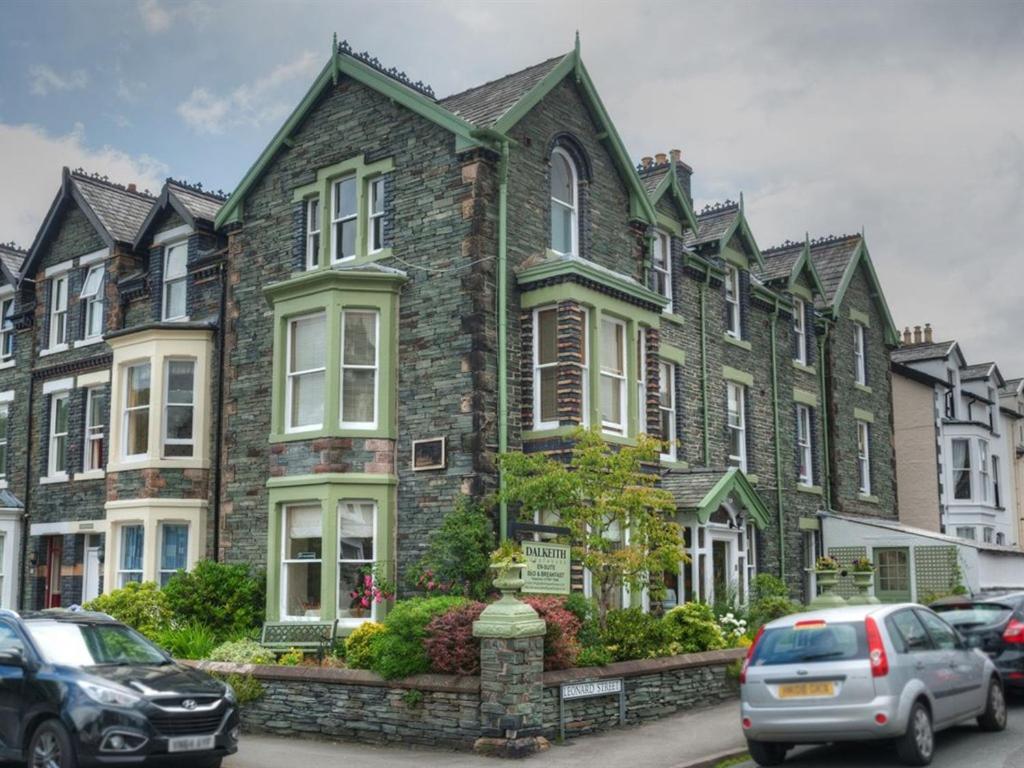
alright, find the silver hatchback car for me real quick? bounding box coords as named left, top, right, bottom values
left=740, top=604, right=1006, bottom=766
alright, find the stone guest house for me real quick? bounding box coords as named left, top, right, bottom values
left=1, top=39, right=900, bottom=626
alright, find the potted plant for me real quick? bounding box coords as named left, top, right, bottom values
left=489, top=540, right=528, bottom=594
left=848, top=557, right=880, bottom=605
left=349, top=562, right=396, bottom=617
left=810, top=555, right=846, bottom=608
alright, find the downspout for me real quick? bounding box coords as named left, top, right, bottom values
left=212, top=255, right=228, bottom=561
left=770, top=299, right=785, bottom=580
left=18, top=374, right=34, bottom=611
left=699, top=273, right=711, bottom=464
left=818, top=325, right=832, bottom=509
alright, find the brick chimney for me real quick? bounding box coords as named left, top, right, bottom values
left=913, top=325, right=922, bottom=344
left=903, top=327, right=912, bottom=345
left=669, top=147, right=694, bottom=208
left=127, top=183, right=137, bottom=193
left=655, top=152, right=667, bottom=165
left=641, top=156, right=653, bottom=170
left=924, top=323, right=933, bottom=344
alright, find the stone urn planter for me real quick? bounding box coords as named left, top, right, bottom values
left=810, top=567, right=846, bottom=609
left=848, top=570, right=881, bottom=605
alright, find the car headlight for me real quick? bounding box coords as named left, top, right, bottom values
left=79, top=680, right=142, bottom=707
left=223, top=682, right=237, bottom=704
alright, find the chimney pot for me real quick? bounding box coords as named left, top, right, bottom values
left=913, top=325, right=922, bottom=344
left=655, top=152, right=667, bottom=165
left=670, top=149, right=681, bottom=163
left=903, top=327, right=912, bottom=345
left=127, top=183, right=137, bottom=193
left=924, top=323, right=933, bottom=343
left=641, top=156, right=653, bottom=169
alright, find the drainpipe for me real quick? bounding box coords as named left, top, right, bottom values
left=818, top=326, right=832, bottom=509
left=18, top=376, right=34, bottom=611
left=770, top=300, right=785, bottom=580
left=699, top=274, right=711, bottom=465
left=212, top=254, right=228, bottom=561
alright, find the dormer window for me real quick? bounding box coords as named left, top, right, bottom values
left=80, top=265, right=104, bottom=339
left=550, top=147, right=578, bottom=256
left=162, top=242, right=188, bottom=321
left=724, top=265, right=741, bottom=338
left=793, top=298, right=807, bottom=365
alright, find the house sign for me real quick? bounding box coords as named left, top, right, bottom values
left=521, top=541, right=571, bottom=595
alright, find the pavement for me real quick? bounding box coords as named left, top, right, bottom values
left=223, top=700, right=747, bottom=768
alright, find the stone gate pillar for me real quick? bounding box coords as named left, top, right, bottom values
left=472, top=569, right=548, bottom=758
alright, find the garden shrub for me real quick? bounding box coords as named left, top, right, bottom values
left=751, top=573, right=789, bottom=602
left=563, top=593, right=600, bottom=648
left=599, top=608, right=668, bottom=662
left=208, top=639, right=276, bottom=665
left=83, top=581, right=170, bottom=638
left=409, top=498, right=496, bottom=600
left=575, top=645, right=614, bottom=667
left=155, top=621, right=219, bottom=660
left=662, top=602, right=728, bottom=654
left=424, top=602, right=486, bottom=675
left=276, top=648, right=304, bottom=666
left=344, top=621, right=387, bottom=670
left=749, top=596, right=801, bottom=634
left=162, top=561, right=265, bottom=641
left=372, top=596, right=467, bottom=679
left=522, top=596, right=581, bottom=670
left=212, top=672, right=264, bottom=704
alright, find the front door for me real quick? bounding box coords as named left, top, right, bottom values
left=83, top=537, right=101, bottom=604
left=44, top=537, right=62, bottom=609
left=712, top=538, right=733, bottom=605
left=874, top=548, right=912, bottom=603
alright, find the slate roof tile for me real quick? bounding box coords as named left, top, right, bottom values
left=682, top=201, right=739, bottom=248
left=757, top=242, right=804, bottom=284
left=438, top=55, right=565, bottom=127
left=807, top=234, right=861, bottom=305
left=0, top=243, right=26, bottom=280
left=71, top=171, right=155, bottom=244
left=962, top=363, right=996, bottom=381
left=168, top=182, right=224, bottom=224
left=890, top=341, right=958, bottom=364
left=660, top=469, right=729, bottom=508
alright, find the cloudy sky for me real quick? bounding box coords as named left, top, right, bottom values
left=2, top=0, right=1023, bottom=370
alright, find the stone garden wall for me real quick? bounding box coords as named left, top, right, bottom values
left=191, top=647, right=743, bottom=751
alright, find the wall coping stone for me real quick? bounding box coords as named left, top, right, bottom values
left=542, top=647, right=745, bottom=685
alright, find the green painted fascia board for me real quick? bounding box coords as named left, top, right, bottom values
left=263, top=264, right=407, bottom=304
left=722, top=365, right=754, bottom=387
left=790, top=282, right=813, bottom=303
left=655, top=211, right=682, bottom=237
left=793, top=387, right=819, bottom=407
left=829, top=240, right=900, bottom=346
left=721, top=210, right=764, bottom=270
left=721, top=244, right=749, bottom=271
left=216, top=54, right=482, bottom=229
left=849, top=307, right=871, bottom=327
left=267, top=472, right=398, bottom=488
left=854, top=407, right=875, bottom=423
left=517, top=255, right=667, bottom=312
left=694, top=468, right=771, bottom=528
left=752, top=281, right=793, bottom=312
left=793, top=247, right=826, bottom=299
left=649, top=169, right=699, bottom=233
left=660, top=343, right=685, bottom=366
left=492, top=52, right=576, bottom=135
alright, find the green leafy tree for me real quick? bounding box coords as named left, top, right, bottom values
left=409, top=497, right=496, bottom=600
left=501, top=428, right=684, bottom=628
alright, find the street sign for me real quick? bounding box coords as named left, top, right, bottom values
left=521, top=541, right=571, bottom=595
left=559, top=678, right=626, bottom=740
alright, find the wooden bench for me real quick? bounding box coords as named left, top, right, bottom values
left=260, top=620, right=339, bottom=660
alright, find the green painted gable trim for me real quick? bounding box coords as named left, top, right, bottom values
left=647, top=166, right=699, bottom=233
left=720, top=206, right=764, bottom=270
left=691, top=468, right=772, bottom=529
left=517, top=253, right=668, bottom=313
left=854, top=407, right=875, bottom=423
left=792, top=245, right=826, bottom=299
left=215, top=53, right=483, bottom=228
left=655, top=211, right=682, bottom=237
left=829, top=239, right=900, bottom=346
left=722, top=365, right=754, bottom=387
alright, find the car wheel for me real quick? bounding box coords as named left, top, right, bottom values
left=28, top=719, right=78, bottom=768
left=747, top=739, right=788, bottom=766
left=896, top=702, right=934, bottom=766
left=978, top=677, right=1008, bottom=732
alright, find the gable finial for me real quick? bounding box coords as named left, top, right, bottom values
left=575, top=30, right=580, bottom=57
left=804, top=231, right=810, bottom=247
left=332, top=32, right=339, bottom=85
left=739, top=191, right=744, bottom=212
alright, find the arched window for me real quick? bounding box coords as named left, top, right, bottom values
left=550, top=147, right=578, bottom=256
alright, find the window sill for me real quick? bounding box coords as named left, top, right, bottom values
left=797, top=484, right=823, bottom=496
left=855, top=383, right=873, bottom=395
left=0, top=359, right=14, bottom=370
left=857, top=493, right=880, bottom=504
left=271, top=425, right=395, bottom=443
left=723, top=334, right=751, bottom=351
left=73, top=337, right=105, bottom=349
left=107, top=458, right=209, bottom=472
left=39, top=474, right=69, bottom=485
left=792, top=361, right=816, bottom=376
left=660, top=312, right=686, bottom=328
left=74, top=470, right=106, bottom=481
left=324, top=247, right=393, bottom=271
left=660, top=457, right=689, bottom=470
left=39, top=344, right=69, bottom=358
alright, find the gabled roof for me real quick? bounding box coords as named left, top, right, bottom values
left=0, top=242, right=26, bottom=286
left=638, top=160, right=699, bottom=233
left=759, top=237, right=826, bottom=298
left=22, top=168, right=156, bottom=279
left=962, top=362, right=1004, bottom=387
left=891, top=340, right=964, bottom=366
left=808, top=233, right=900, bottom=346
left=661, top=467, right=771, bottom=528
left=217, top=37, right=659, bottom=229
left=682, top=200, right=763, bottom=268
left=134, top=179, right=226, bottom=249
left=1000, top=378, right=1024, bottom=397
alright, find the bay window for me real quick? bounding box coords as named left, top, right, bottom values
left=600, top=317, right=626, bottom=434
left=49, top=273, right=68, bottom=349
left=117, top=525, right=144, bottom=587
left=550, top=147, right=578, bottom=256
left=158, top=523, right=189, bottom=586
left=305, top=197, right=321, bottom=269
left=952, top=438, right=971, bottom=500
left=636, top=328, right=647, bottom=433
left=368, top=177, right=385, bottom=254
left=338, top=501, right=376, bottom=620
left=727, top=382, right=746, bottom=471
left=533, top=307, right=558, bottom=430
left=340, top=310, right=378, bottom=429
left=1, top=297, right=14, bottom=361
left=652, top=230, right=671, bottom=310
left=659, top=362, right=676, bottom=461
left=793, top=299, right=806, bottom=365
left=332, top=176, right=358, bottom=262
left=724, top=265, right=741, bottom=338
left=83, top=388, right=105, bottom=473
left=979, top=440, right=990, bottom=502
left=286, top=313, right=326, bottom=432
left=80, top=265, right=104, bottom=339
left=123, top=363, right=151, bottom=459
left=854, top=324, right=867, bottom=385
left=796, top=404, right=813, bottom=486
left=162, top=242, right=188, bottom=321
left=857, top=420, right=872, bottom=495
left=48, top=393, right=69, bottom=478
left=163, top=360, right=196, bottom=457
left=281, top=504, right=323, bottom=620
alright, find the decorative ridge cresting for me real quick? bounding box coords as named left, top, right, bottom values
left=763, top=239, right=804, bottom=255
left=337, top=39, right=435, bottom=99
left=0, top=241, right=26, bottom=253
left=167, top=177, right=229, bottom=201
left=70, top=168, right=155, bottom=198
left=809, top=233, right=860, bottom=247
left=698, top=200, right=738, bottom=216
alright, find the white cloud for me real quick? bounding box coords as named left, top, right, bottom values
left=29, top=65, right=88, bottom=96
left=139, top=0, right=213, bottom=34
left=0, top=122, right=167, bottom=247
left=176, top=51, right=320, bottom=134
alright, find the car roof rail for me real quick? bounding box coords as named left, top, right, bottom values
left=0, top=608, right=20, bottom=619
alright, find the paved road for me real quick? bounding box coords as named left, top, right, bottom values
left=734, top=699, right=1024, bottom=768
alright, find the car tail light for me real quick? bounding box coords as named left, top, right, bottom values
left=875, top=713, right=888, bottom=725
left=1003, top=618, right=1024, bottom=644
left=739, top=625, right=765, bottom=685
left=742, top=717, right=752, bottom=729
left=865, top=616, right=889, bottom=677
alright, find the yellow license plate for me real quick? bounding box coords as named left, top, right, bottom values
left=778, top=682, right=835, bottom=699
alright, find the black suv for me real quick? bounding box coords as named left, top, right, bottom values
left=0, top=608, right=239, bottom=767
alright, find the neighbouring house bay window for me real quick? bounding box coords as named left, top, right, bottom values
left=979, top=440, right=990, bottom=502
left=282, top=504, right=323, bottom=620
left=796, top=404, right=813, bottom=486
left=533, top=306, right=559, bottom=430
left=952, top=438, right=971, bottom=500
left=727, top=382, right=747, bottom=472
left=724, top=265, right=741, bottom=338
left=49, top=273, right=69, bottom=349
left=659, top=362, right=676, bottom=461
left=83, top=388, right=106, bottom=473
left=550, top=147, right=578, bottom=256
left=162, top=242, right=188, bottom=321
left=338, top=500, right=376, bottom=620
left=118, top=525, right=144, bottom=587
left=48, top=393, right=69, bottom=478
left=332, top=176, right=358, bottom=262
left=652, top=230, right=672, bottom=311
left=600, top=317, right=627, bottom=435
left=80, top=265, right=104, bottom=339
left=158, top=523, right=189, bottom=586
left=856, top=420, right=872, bottom=495
left=983, top=527, right=994, bottom=544
left=124, top=363, right=151, bottom=459
left=287, top=313, right=327, bottom=432
left=853, top=323, right=867, bottom=385
left=793, top=298, right=807, bottom=365
left=1, top=297, right=14, bottom=361
left=305, top=196, right=321, bottom=269
left=956, top=526, right=976, bottom=541
left=163, top=360, right=196, bottom=457
left=340, top=310, right=379, bottom=429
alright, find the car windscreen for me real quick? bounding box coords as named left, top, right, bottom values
left=24, top=620, right=168, bottom=667
left=931, top=603, right=1013, bottom=628
left=750, top=622, right=868, bottom=666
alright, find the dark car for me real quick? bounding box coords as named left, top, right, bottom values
left=0, top=608, right=239, bottom=767
left=931, top=592, right=1024, bottom=689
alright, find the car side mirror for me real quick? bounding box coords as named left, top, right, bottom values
left=0, top=649, right=26, bottom=667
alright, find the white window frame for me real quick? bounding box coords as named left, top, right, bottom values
left=339, top=309, right=379, bottom=430
left=280, top=503, right=323, bottom=621
left=0, top=403, right=8, bottom=481
left=162, top=359, right=196, bottom=458
left=659, top=362, right=676, bottom=462
left=331, top=175, right=358, bottom=263
left=337, top=500, right=378, bottom=622
left=1, top=297, right=14, bottom=361
left=305, top=196, right=321, bottom=269
left=285, top=313, right=326, bottom=433
left=158, top=521, right=190, bottom=587
left=652, top=229, right=672, bottom=312
left=979, top=440, right=990, bottom=502
left=983, top=527, right=994, bottom=544
left=796, top=404, right=813, bottom=486
left=532, top=306, right=559, bottom=431
left=122, top=362, right=151, bottom=461
left=580, top=308, right=590, bottom=428
left=368, top=177, right=385, bottom=254
left=48, top=392, right=69, bottom=480
left=80, top=265, right=105, bottom=340
left=636, top=328, right=647, bottom=434
left=793, top=298, right=806, bottom=365
left=599, top=316, right=627, bottom=435
left=49, top=273, right=69, bottom=350
left=117, top=523, right=145, bottom=588
left=162, top=241, right=188, bottom=321
left=952, top=437, right=972, bottom=501
left=955, top=526, right=976, bottom=541
left=82, top=387, right=105, bottom=473
left=724, top=264, right=741, bottom=338
left=854, top=324, right=867, bottom=385
left=727, top=381, right=747, bottom=472
left=857, top=420, right=872, bottom=495
left=549, top=147, right=578, bottom=257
